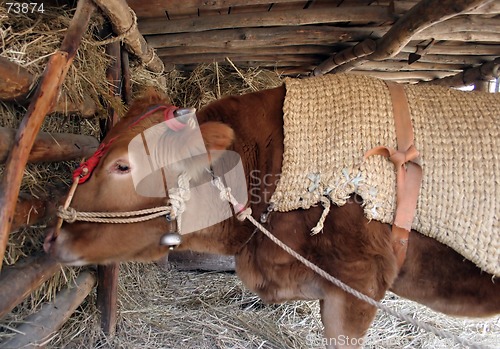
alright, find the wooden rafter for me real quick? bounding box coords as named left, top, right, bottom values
left=148, top=26, right=369, bottom=50
left=421, top=57, right=500, bottom=86
left=0, top=127, right=99, bottom=164
left=313, top=0, right=495, bottom=75
left=92, top=0, right=164, bottom=73
left=138, top=6, right=394, bottom=35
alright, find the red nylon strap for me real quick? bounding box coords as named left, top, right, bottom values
left=129, top=105, right=179, bottom=128
left=73, top=104, right=179, bottom=184
left=73, top=136, right=118, bottom=183
left=364, top=82, right=423, bottom=269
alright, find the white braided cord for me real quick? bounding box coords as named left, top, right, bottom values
left=57, top=173, right=192, bottom=225
left=57, top=206, right=172, bottom=224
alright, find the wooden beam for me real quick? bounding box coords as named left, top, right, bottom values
left=0, top=0, right=96, bottom=271
left=92, top=0, right=164, bottom=73
left=356, top=60, right=465, bottom=72
left=421, top=57, right=500, bottom=87
left=351, top=70, right=456, bottom=81
left=369, top=0, right=495, bottom=59
left=0, top=271, right=96, bottom=348
left=0, top=254, right=61, bottom=318
left=162, top=53, right=323, bottom=65
left=139, top=6, right=394, bottom=35
left=95, top=38, right=124, bottom=339
left=128, top=0, right=313, bottom=17
left=0, top=57, right=34, bottom=101
left=401, top=43, right=500, bottom=56
left=157, top=45, right=336, bottom=57
left=394, top=0, right=500, bottom=15
left=147, top=26, right=369, bottom=49
left=11, top=189, right=65, bottom=232
left=314, top=39, right=376, bottom=76
left=357, top=17, right=500, bottom=42
left=391, top=53, right=497, bottom=65
left=315, top=0, right=495, bottom=74
left=0, top=127, right=99, bottom=164
left=0, top=58, right=96, bottom=115
left=163, top=251, right=235, bottom=272
left=50, top=94, right=97, bottom=117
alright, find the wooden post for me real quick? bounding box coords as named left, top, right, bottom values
left=0, top=0, right=96, bottom=270
left=0, top=127, right=99, bottom=164
left=0, top=271, right=96, bottom=348
left=0, top=254, right=61, bottom=318
left=121, top=50, right=132, bottom=105
left=96, top=39, right=122, bottom=338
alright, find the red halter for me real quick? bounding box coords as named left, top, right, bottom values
left=73, top=105, right=180, bottom=184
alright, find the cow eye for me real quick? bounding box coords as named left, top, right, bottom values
left=114, top=161, right=131, bottom=173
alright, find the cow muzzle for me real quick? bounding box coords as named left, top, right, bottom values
left=43, top=227, right=88, bottom=266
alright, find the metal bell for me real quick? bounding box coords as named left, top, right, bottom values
left=160, top=232, right=182, bottom=250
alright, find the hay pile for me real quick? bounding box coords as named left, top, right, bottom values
left=0, top=4, right=498, bottom=347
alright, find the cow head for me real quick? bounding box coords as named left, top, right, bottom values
left=44, top=89, right=234, bottom=265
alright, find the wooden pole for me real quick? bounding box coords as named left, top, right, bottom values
left=0, top=271, right=96, bottom=348
left=96, top=39, right=122, bottom=338
left=0, top=0, right=96, bottom=270
left=313, top=39, right=376, bottom=76
left=0, top=127, right=99, bottom=164
left=421, top=57, right=500, bottom=87
left=92, top=0, right=164, bottom=73
left=0, top=254, right=61, bottom=318
left=138, top=6, right=394, bottom=35
left=314, top=0, right=495, bottom=75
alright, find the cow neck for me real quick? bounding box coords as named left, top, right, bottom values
left=197, top=86, right=286, bottom=251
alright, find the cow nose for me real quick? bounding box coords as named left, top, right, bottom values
left=43, top=228, right=57, bottom=253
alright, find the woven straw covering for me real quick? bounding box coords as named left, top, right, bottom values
left=270, top=74, right=500, bottom=276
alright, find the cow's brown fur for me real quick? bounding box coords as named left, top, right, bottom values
left=44, top=87, right=500, bottom=348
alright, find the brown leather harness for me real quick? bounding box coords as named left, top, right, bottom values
left=365, top=82, right=423, bottom=269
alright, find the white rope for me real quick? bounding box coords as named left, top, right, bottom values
left=57, top=173, right=192, bottom=226
left=212, top=176, right=491, bottom=349
left=311, top=196, right=331, bottom=235
left=167, top=172, right=191, bottom=231
left=57, top=206, right=172, bottom=224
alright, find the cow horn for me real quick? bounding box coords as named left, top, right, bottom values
left=160, top=232, right=182, bottom=250
left=173, top=107, right=196, bottom=124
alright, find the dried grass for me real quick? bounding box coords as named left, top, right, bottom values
left=30, top=263, right=500, bottom=349
left=0, top=5, right=498, bottom=348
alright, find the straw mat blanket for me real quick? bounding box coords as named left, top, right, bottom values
left=270, top=74, right=499, bottom=276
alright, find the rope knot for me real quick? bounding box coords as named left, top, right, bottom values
left=58, top=206, right=78, bottom=223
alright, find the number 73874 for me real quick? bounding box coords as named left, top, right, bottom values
left=6, top=2, right=45, bottom=14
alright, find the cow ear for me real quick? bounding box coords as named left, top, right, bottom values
left=200, top=122, right=234, bottom=152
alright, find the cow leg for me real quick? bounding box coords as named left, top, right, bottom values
left=320, top=291, right=376, bottom=349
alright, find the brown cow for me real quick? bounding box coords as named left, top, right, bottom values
left=44, top=86, right=500, bottom=348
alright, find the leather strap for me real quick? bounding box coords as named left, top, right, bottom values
left=364, top=81, right=423, bottom=269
